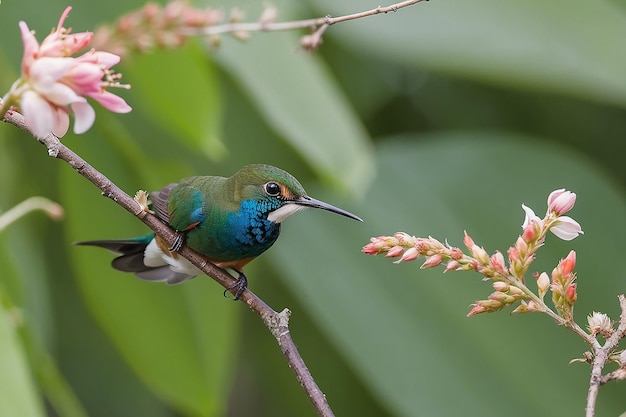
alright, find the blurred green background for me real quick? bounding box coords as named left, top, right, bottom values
left=1, top=0, right=626, bottom=416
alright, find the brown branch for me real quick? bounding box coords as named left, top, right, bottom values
left=177, top=0, right=428, bottom=51
left=599, top=368, right=626, bottom=385
left=2, top=107, right=336, bottom=417
left=585, top=294, right=626, bottom=417
left=194, top=0, right=427, bottom=33
left=225, top=0, right=428, bottom=51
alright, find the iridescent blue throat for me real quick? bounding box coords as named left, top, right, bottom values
left=226, top=198, right=281, bottom=258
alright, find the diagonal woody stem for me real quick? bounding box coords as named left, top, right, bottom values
left=2, top=107, right=336, bottom=417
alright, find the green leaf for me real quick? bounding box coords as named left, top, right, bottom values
left=312, top=0, right=626, bottom=107
left=0, top=299, right=45, bottom=417
left=270, top=131, right=626, bottom=416
left=123, top=42, right=225, bottom=159
left=215, top=28, right=374, bottom=195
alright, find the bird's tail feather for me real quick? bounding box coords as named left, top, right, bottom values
left=75, top=237, right=152, bottom=273
left=75, top=235, right=194, bottom=284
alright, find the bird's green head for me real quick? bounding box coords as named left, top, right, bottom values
left=231, top=164, right=362, bottom=223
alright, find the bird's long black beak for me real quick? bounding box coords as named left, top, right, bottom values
left=295, top=196, right=363, bottom=222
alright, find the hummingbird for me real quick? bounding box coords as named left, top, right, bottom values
left=76, top=164, right=362, bottom=299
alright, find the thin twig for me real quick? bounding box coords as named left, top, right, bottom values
left=2, top=107, right=335, bottom=417
left=599, top=368, right=626, bottom=385
left=509, top=276, right=597, bottom=345
left=194, top=0, right=427, bottom=35
left=189, top=0, right=428, bottom=49
left=585, top=295, right=626, bottom=417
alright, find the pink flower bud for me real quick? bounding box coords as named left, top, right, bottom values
left=467, top=304, right=488, bottom=317
left=444, top=260, right=460, bottom=272
left=39, top=7, right=92, bottom=58
left=394, top=247, right=419, bottom=263
left=526, top=300, right=542, bottom=311
left=507, top=246, right=520, bottom=263
left=414, top=239, right=434, bottom=254
left=449, top=247, right=463, bottom=260
left=520, top=204, right=545, bottom=243
left=394, top=232, right=415, bottom=246
left=421, top=254, right=443, bottom=269
left=514, top=236, right=528, bottom=257
left=547, top=189, right=577, bottom=216
left=488, top=291, right=512, bottom=303
left=385, top=246, right=405, bottom=258
left=565, top=283, right=577, bottom=305
left=559, top=251, right=576, bottom=277
left=521, top=226, right=535, bottom=242
left=362, top=242, right=382, bottom=255
left=512, top=300, right=543, bottom=314
left=466, top=299, right=503, bottom=317
left=490, top=251, right=507, bottom=274
left=536, top=272, right=550, bottom=298
left=463, top=231, right=475, bottom=249
left=463, top=232, right=489, bottom=265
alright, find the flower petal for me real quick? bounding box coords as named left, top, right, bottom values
left=52, top=106, right=70, bottom=137
left=39, top=7, right=92, bottom=57
left=550, top=216, right=584, bottom=241
left=521, top=204, right=539, bottom=229
left=71, top=101, right=95, bottom=134
left=21, top=90, right=55, bottom=138
left=88, top=90, right=132, bottom=113
left=94, top=51, right=121, bottom=68
left=65, top=62, right=105, bottom=95
left=19, top=21, right=40, bottom=76
left=43, top=82, right=84, bottom=106
left=29, top=57, right=73, bottom=87
left=75, top=50, right=120, bottom=68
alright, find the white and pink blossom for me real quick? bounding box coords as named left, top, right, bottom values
left=3, top=6, right=131, bottom=139
left=521, top=190, right=583, bottom=242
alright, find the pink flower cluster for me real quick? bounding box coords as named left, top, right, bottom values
left=362, top=188, right=584, bottom=319
left=3, top=7, right=131, bottom=138
left=549, top=250, right=578, bottom=320
left=91, top=1, right=225, bottom=57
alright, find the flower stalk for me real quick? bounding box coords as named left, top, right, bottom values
left=363, top=188, right=626, bottom=417
left=362, top=188, right=584, bottom=323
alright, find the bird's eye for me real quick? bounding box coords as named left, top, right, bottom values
left=264, top=181, right=281, bottom=196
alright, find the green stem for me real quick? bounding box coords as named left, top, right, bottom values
left=0, top=89, right=19, bottom=118
left=507, top=275, right=597, bottom=346
left=0, top=98, right=12, bottom=118
left=0, top=197, right=64, bottom=233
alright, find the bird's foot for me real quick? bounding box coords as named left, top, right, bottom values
left=168, top=231, right=186, bottom=252
left=224, top=271, right=248, bottom=301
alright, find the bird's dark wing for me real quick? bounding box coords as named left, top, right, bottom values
left=150, top=183, right=177, bottom=224
left=154, top=180, right=207, bottom=233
